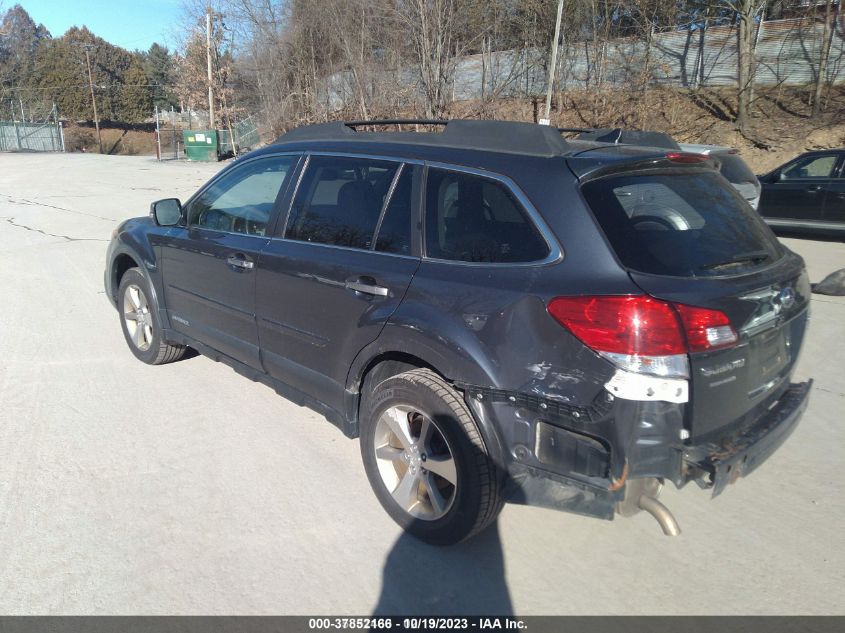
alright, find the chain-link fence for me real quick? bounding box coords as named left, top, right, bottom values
left=0, top=104, right=64, bottom=152
left=155, top=107, right=260, bottom=161
left=218, top=115, right=261, bottom=155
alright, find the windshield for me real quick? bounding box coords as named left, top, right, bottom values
left=582, top=172, right=782, bottom=277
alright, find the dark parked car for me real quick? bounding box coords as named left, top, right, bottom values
left=758, top=149, right=845, bottom=235
left=105, top=120, right=812, bottom=544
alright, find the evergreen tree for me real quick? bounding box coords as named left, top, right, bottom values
left=32, top=26, right=153, bottom=122
left=145, top=43, right=177, bottom=109
left=119, top=53, right=154, bottom=122
left=0, top=5, right=51, bottom=104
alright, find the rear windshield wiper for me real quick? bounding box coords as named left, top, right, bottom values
left=699, top=251, right=771, bottom=271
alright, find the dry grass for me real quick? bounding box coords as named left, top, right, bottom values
left=63, top=124, right=158, bottom=156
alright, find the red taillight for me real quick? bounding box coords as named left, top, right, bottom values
left=547, top=296, right=685, bottom=356
left=675, top=304, right=738, bottom=352
left=665, top=152, right=708, bottom=164
left=547, top=295, right=737, bottom=356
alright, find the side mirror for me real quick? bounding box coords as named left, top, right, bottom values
left=150, top=198, right=182, bottom=226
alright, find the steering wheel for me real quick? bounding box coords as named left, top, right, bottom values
left=630, top=203, right=688, bottom=231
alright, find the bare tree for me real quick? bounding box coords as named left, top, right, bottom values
left=714, top=0, right=767, bottom=132
left=813, top=0, right=837, bottom=115
left=394, top=0, right=470, bottom=118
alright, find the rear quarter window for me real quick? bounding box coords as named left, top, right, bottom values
left=424, top=168, right=550, bottom=263
left=582, top=172, right=781, bottom=277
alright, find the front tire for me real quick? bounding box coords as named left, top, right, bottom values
left=360, top=368, right=504, bottom=545
left=117, top=267, right=185, bottom=365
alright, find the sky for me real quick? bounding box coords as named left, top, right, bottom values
left=12, top=0, right=186, bottom=51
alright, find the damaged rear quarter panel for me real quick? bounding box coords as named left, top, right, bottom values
left=351, top=164, right=687, bottom=509
left=374, top=255, right=653, bottom=489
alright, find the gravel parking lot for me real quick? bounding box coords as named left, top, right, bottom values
left=1, top=152, right=843, bottom=615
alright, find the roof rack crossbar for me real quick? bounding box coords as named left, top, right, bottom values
left=558, top=127, right=597, bottom=134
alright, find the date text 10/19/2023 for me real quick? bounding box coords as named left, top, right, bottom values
left=308, top=618, right=528, bottom=630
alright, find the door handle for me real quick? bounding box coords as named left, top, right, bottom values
left=345, top=279, right=388, bottom=297
left=226, top=254, right=254, bottom=270
left=806, top=185, right=823, bottom=193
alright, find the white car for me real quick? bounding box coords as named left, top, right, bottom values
left=679, top=144, right=762, bottom=210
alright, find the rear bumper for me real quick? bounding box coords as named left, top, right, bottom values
left=462, top=378, right=811, bottom=520
left=684, top=380, right=812, bottom=496
left=763, top=218, right=845, bottom=235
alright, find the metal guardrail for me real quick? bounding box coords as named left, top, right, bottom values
left=323, top=17, right=845, bottom=107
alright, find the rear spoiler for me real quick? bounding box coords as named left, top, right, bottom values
left=560, top=127, right=680, bottom=150
left=566, top=146, right=720, bottom=181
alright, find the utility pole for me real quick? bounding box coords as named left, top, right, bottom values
left=154, top=104, right=161, bottom=161
left=83, top=44, right=103, bottom=153
left=206, top=6, right=215, bottom=128
left=11, top=100, right=22, bottom=150
left=542, top=0, right=564, bottom=124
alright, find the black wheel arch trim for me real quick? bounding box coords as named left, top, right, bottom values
left=343, top=328, right=507, bottom=464
left=107, top=225, right=168, bottom=329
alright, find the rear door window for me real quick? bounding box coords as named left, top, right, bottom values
left=424, top=168, right=549, bottom=263
left=284, top=155, right=401, bottom=249
left=375, top=166, right=413, bottom=255
left=582, top=172, right=782, bottom=277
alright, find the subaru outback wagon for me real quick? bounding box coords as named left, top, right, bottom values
left=105, top=120, right=812, bottom=544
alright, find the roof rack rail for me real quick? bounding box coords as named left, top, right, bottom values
left=275, top=119, right=571, bottom=157
left=558, top=127, right=597, bottom=134
left=344, top=119, right=447, bottom=128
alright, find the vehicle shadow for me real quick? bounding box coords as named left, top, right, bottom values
left=181, top=347, right=200, bottom=361
left=371, top=522, right=513, bottom=615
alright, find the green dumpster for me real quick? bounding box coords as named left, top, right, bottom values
left=183, top=129, right=218, bottom=161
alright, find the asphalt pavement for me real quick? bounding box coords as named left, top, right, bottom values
left=0, top=153, right=843, bottom=614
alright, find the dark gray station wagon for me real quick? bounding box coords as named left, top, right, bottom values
left=105, top=120, right=812, bottom=544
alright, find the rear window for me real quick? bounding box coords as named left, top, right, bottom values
left=284, top=155, right=400, bottom=249
left=582, top=172, right=781, bottom=277
left=717, top=153, right=757, bottom=185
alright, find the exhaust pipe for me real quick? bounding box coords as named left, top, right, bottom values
left=638, top=494, right=681, bottom=536
left=617, top=477, right=682, bottom=536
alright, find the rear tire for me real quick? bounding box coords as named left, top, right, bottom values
left=360, top=368, right=504, bottom=545
left=117, top=267, right=185, bottom=365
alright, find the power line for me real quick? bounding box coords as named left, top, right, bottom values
left=0, top=83, right=177, bottom=90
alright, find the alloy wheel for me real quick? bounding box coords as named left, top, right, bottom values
left=123, top=284, right=153, bottom=352
left=373, top=405, right=458, bottom=521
